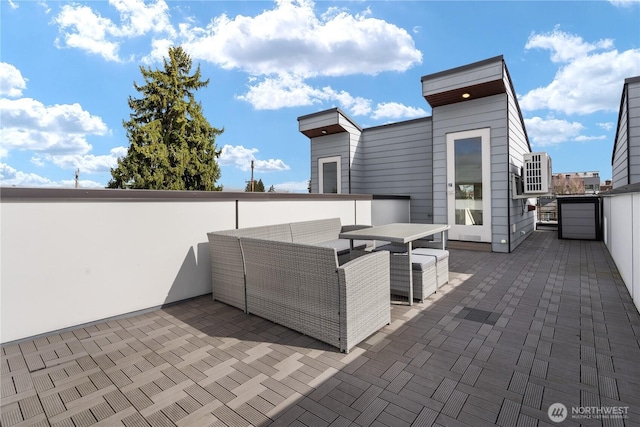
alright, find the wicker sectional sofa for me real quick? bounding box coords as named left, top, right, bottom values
left=207, top=218, right=390, bottom=353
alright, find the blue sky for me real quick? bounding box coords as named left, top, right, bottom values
left=1, top=0, right=639, bottom=191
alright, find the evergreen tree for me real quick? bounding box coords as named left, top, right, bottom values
left=108, top=46, right=223, bottom=190
left=245, top=178, right=265, bottom=192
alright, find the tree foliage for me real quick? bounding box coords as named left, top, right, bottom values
left=245, top=178, right=265, bottom=192
left=108, top=46, right=223, bottom=190
left=553, top=175, right=585, bottom=195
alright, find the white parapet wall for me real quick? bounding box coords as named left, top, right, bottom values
left=602, top=185, right=640, bottom=312
left=0, top=188, right=400, bottom=343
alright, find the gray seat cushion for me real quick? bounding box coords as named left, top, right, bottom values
left=412, top=248, right=449, bottom=261
left=317, top=239, right=369, bottom=254
left=411, top=254, right=436, bottom=271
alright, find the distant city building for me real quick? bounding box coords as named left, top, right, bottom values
left=552, top=171, right=600, bottom=194
left=600, top=179, right=613, bottom=193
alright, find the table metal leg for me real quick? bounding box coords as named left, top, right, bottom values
left=407, top=241, right=413, bottom=306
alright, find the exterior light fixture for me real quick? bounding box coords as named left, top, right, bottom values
left=321, top=129, right=328, bottom=135
left=462, top=93, right=471, bottom=99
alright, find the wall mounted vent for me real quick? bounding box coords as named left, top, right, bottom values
left=523, top=152, right=552, bottom=195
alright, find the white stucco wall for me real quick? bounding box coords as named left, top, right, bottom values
left=1, top=192, right=384, bottom=343
left=603, top=192, right=639, bottom=311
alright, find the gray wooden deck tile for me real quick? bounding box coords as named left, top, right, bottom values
left=522, top=382, right=544, bottom=409
left=103, top=389, right=132, bottom=412
left=598, top=375, right=619, bottom=400
left=497, top=398, right=521, bottom=427
left=89, top=401, right=115, bottom=421
left=145, top=410, right=174, bottom=427
left=4, top=231, right=640, bottom=427
left=1, top=402, right=23, bottom=426
left=354, top=397, right=387, bottom=427
left=161, top=401, right=188, bottom=423
left=351, top=385, right=383, bottom=411
left=441, top=389, right=468, bottom=419
left=431, top=377, right=457, bottom=403
left=459, top=364, right=482, bottom=386
left=212, top=404, right=251, bottom=427
left=70, top=409, right=96, bottom=427
left=124, top=388, right=154, bottom=411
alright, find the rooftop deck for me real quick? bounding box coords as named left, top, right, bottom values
left=2, top=230, right=639, bottom=426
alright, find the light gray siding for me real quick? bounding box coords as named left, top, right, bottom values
left=504, top=67, right=535, bottom=252
left=299, top=110, right=340, bottom=134
left=422, top=60, right=503, bottom=97
left=354, top=118, right=433, bottom=223
left=432, top=94, right=510, bottom=252
left=629, top=82, right=640, bottom=185
left=613, top=86, right=630, bottom=188
left=342, top=117, right=363, bottom=193
left=613, top=78, right=640, bottom=188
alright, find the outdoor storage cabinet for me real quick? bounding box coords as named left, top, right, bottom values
left=557, top=196, right=603, bottom=240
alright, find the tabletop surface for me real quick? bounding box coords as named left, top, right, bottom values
left=339, top=223, right=450, bottom=244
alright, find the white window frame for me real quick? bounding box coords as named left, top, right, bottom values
left=318, top=156, right=341, bottom=194
left=446, top=128, right=492, bottom=242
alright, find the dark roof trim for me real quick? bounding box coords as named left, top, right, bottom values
left=0, top=187, right=373, bottom=202
left=420, top=55, right=504, bottom=82
left=502, top=59, right=532, bottom=152
left=601, top=182, right=640, bottom=196
left=297, top=107, right=363, bottom=132
left=625, top=76, right=640, bottom=84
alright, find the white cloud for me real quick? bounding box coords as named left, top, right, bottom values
left=333, top=91, right=372, bottom=116
left=0, top=63, right=28, bottom=98
left=109, top=0, right=174, bottom=38
left=0, top=162, right=104, bottom=188
left=237, top=73, right=423, bottom=121
left=574, top=135, right=607, bottom=142
left=183, top=0, right=422, bottom=78
left=237, top=73, right=328, bottom=110
left=54, top=4, right=123, bottom=62
left=371, top=102, right=426, bottom=120
left=48, top=146, right=128, bottom=174
left=0, top=98, right=108, bottom=156
left=219, top=144, right=290, bottom=172
left=526, top=28, right=613, bottom=63
left=7, top=0, right=18, bottom=9
left=273, top=180, right=309, bottom=193
left=521, top=29, right=640, bottom=115
left=597, top=122, right=614, bottom=131
left=609, top=0, right=640, bottom=6
left=0, top=163, right=53, bottom=187
left=524, top=116, right=606, bottom=146
left=53, top=0, right=174, bottom=62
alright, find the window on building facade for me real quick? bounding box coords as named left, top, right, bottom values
left=318, top=156, right=341, bottom=194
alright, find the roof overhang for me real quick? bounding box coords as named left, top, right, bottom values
left=299, top=123, right=347, bottom=139
left=423, top=79, right=506, bottom=108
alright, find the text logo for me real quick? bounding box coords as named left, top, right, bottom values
left=548, top=403, right=568, bottom=422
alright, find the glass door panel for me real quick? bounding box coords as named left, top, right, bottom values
left=446, top=129, right=491, bottom=242
left=454, top=137, right=483, bottom=226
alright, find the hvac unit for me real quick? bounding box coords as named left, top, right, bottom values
left=523, top=152, right=552, bottom=195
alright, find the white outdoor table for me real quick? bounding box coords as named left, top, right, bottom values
left=339, top=223, right=450, bottom=305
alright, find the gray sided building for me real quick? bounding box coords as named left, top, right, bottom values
left=612, top=76, right=640, bottom=188
left=298, top=56, right=536, bottom=253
